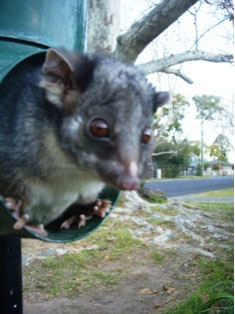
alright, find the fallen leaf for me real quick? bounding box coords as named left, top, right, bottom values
left=162, top=284, right=176, bottom=294
left=153, top=304, right=161, bottom=309
left=138, top=288, right=152, bottom=295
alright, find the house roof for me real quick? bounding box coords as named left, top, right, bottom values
left=209, top=160, right=233, bottom=167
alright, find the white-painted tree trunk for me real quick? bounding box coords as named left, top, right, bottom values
left=86, top=0, right=120, bottom=54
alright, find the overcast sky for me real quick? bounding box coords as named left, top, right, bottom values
left=120, top=0, right=234, bottom=161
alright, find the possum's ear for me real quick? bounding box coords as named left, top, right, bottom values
left=152, top=92, right=170, bottom=113
left=40, top=48, right=95, bottom=110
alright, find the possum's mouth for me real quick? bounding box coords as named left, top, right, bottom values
left=96, top=158, right=141, bottom=191
left=101, top=174, right=140, bottom=191
left=115, top=175, right=140, bottom=191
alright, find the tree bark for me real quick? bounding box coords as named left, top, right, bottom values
left=86, top=0, right=120, bottom=53
left=87, top=0, right=233, bottom=84
left=115, top=0, right=199, bottom=63
left=137, top=50, right=233, bottom=74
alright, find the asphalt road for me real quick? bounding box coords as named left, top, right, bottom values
left=145, top=176, right=234, bottom=198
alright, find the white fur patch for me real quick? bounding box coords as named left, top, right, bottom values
left=23, top=129, right=105, bottom=225
left=129, top=161, right=138, bottom=177
left=69, top=117, right=83, bottom=134
left=25, top=171, right=105, bottom=225
left=39, top=79, right=63, bottom=107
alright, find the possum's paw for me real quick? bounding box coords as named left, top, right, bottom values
left=61, top=199, right=112, bottom=229
left=61, top=214, right=92, bottom=229
left=14, top=217, right=48, bottom=236
left=4, top=197, right=48, bottom=236
left=92, top=199, right=111, bottom=217
left=24, top=224, right=48, bottom=236
left=5, top=197, right=23, bottom=212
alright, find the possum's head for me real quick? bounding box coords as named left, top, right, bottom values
left=40, top=48, right=169, bottom=191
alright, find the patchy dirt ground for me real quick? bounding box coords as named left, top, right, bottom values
left=23, top=191, right=233, bottom=314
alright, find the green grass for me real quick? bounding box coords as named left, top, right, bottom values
left=24, top=224, right=145, bottom=297
left=23, top=187, right=234, bottom=308
left=148, top=195, right=167, bottom=203
left=190, top=202, right=233, bottom=211
left=195, top=188, right=234, bottom=198
left=166, top=254, right=234, bottom=314
left=165, top=197, right=234, bottom=314
left=91, top=271, right=121, bottom=285
left=152, top=251, right=165, bottom=264
left=151, top=205, right=178, bottom=216
left=146, top=176, right=212, bottom=182
left=184, top=202, right=234, bottom=222
left=148, top=217, right=175, bottom=227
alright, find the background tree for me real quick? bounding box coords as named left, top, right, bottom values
left=214, top=134, right=232, bottom=156
left=208, top=144, right=227, bottom=161
left=86, top=0, right=233, bottom=177
left=192, top=95, right=223, bottom=175
left=208, top=134, right=232, bottom=161
left=153, top=93, right=190, bottom=145
left=87, top=0, right=233, bottom=140
left=87, top=0, right=233, bottom=75
left=154, top=139, right=200, bottom=177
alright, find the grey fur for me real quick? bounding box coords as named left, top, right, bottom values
left=0, top=48, right=169, bottom=225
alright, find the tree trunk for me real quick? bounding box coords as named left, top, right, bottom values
left=86, top=0, right=120, bottom=54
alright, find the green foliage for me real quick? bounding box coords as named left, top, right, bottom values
left=154, top=140, right=200, bottom=178
left=208, top=145, right=228, bottom=161
left=214, top=134, right=231, bottom=151
left=140, top=179, right=146, bottom=187
left=203, top=161, right=210, bottom=170
left=196, top=163, right=202, bottom=176
left=167, top=94, right=190, bottom=134
left=207, top=134, right=232, bottom=161
left=196, top=162, right=210, bottom=176
left=153, top=93, right=190, bottom=140
left=192, top=95, right=223, bottom=121
left=148, top=195, right=167, bottom=203
left=199, top=280, right=234, bottom=314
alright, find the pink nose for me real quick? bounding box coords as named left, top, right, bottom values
left=119, top=178, right=140, bottom=191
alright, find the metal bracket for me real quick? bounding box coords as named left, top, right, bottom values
left=0, top=236, right=23, bottom=314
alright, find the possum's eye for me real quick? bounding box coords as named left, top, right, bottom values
left=90, top=118, right=110, bottom=138
left=142, top=128, right=151, bottom=144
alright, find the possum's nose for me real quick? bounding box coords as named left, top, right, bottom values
left=117, top=161, right=140, bottom=191
left=118, top=176, right=140, bottom=190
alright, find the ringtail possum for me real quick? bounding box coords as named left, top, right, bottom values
left=0, top=48, right=169, bottom=234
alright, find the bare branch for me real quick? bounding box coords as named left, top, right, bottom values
left=188, top=2, right=202, bottom=50
left=190, top=18, right=227, bottom=50
left=138, top=50, right=233, bottom=75
left=115, top=0, right=199, bottom=63
left=160, top=69, right=194, bottom=84
left=152, top=151, right=176, bottom=156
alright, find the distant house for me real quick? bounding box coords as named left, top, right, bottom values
left=204, top=160, right=234, bottom=176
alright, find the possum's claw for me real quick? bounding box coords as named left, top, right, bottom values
left=61, top=199, right=111, bottom=229
left=13, top=214, right=30, bottom=229
left=92, top=199, right=111, bottom=218
left=61, top=215, right=78, bottom=229
left=5, top=197, right=48, bottom=236
left=13, top=216, right=48, bottom=236
left=61, top=214, right=92, bottom=229
left=25, top=224, right=48, bottom=236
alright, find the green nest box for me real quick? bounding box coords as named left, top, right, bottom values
left=0, top=0, right=120, bottom=242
